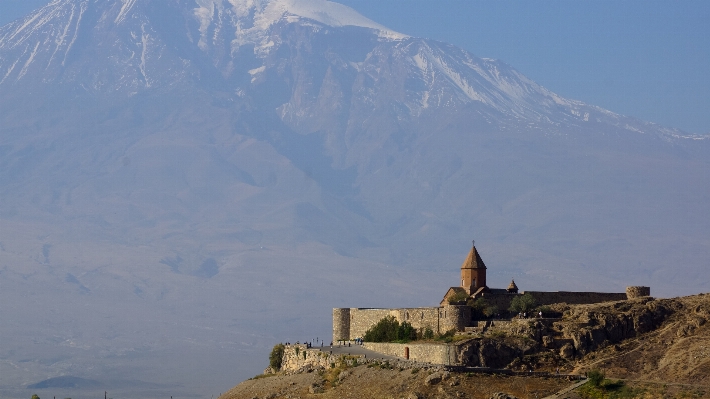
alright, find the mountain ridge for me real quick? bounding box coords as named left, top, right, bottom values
left=0, top=1, right=708, bottom=398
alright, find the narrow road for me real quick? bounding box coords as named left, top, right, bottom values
left=541, top=378, right=588, bottom=399
left=312, top=343, right=401, bottom=361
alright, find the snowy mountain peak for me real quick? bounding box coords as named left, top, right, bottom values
left=0, top=0, right=406, bottom=88
left=193, top=0, right=406, bottom=40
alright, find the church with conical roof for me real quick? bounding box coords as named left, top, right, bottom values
left=333, top=240, right=649, bottom=342
left=440, top=242, right=519, bottom=306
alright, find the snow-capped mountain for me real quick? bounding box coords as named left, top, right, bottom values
left=0, top=0, right=403, bottom=89
left=0, top=1, right=708, bottom=398
left=1, top=0, right=694, bottom=140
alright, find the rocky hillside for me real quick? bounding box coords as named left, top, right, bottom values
left=455, top=293, right=710, bottom=385
left=220, top=293, right=710, bottom=399
left=1, top=0, right=708, bottom=395
left=571, top=294, right=710, bottom=385
left=221, top=366, right=572, bottom=399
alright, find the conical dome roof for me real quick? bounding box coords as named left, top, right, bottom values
left=460, top=245, right=486, bottom=270
left=507, top=279, right=519, bottom=293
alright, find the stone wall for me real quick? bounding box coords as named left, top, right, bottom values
left=477, top=292, right=518, bottom=312
left=626, top=286, right=651, bottom=299
left=335, top=306, right=470, bottom=341
left=440, top=305, right=471, bottom=332
left=280, top=344, right=360, bottom=373
left=363, top=342, right=457, bottom=365
left=523, top=291, right=627, bottom=306
left=332, top=308, right=350, bottom=341
left=335, top=288, right=649, bottom=341
left=345, top=308, right=396, bottom=341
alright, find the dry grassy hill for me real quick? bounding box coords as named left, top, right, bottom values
left=220, top=293, right=710, bottom=399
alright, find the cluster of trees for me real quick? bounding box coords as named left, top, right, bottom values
left=362, top=316, right=456, bottom=343
left=449, top=292, right=542, bottom=319
left=363, top=316, right=416, bottom=342
left=509, top=293, right=537, bottom=313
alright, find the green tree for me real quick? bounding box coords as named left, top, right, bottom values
left=468, top=297, right=499, bottom=319
left=587, top=369, right=605, bottom=387
left=447, top=291, right=470, bottom=304
left=363, top=315, right=400, bottom=342
left=31, top=395, right=40, bottom=399
left=483, top=304, right=499, bottom=318
left=509, top=293, right=537, bottom=313
left=397, top=321, right=417, bottom=341
left=363, top=316, right=417, bottom=342
left=269, top=343, right=285, bottom=371
left=422, top=327, right=434, bottom=339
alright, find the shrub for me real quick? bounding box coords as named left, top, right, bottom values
left=468, top=297, right=499, bottom=319
left=269, top=343, right=285, bottom=371
left=448, top=291, right=470, bottom=304
left=435, top=329, right=456, bottom=342
left=588, top=369, right=605, bottom=387
left=397, top=321, right=417, bottom=342
left=483, top=305, right=499, bottom=318
left=423, top=327, right=434, bottom=339
left=509, top=293, right=537, bottom=313
left=363, top=316, right=418, bottom=342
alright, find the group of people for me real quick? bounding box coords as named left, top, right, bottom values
left=517, top=311, right=544, bottom=319
left=286, top=337, right=368, bottom=349
left=331, top=338, right=364, bottom=348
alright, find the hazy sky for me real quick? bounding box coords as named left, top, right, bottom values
left=2, top=0, right=708, bottom=133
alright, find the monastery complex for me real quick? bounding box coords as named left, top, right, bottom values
left=333, top=242, right=650, bottom=342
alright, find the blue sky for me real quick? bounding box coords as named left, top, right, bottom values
left=2, top=0, right=708, bottom=133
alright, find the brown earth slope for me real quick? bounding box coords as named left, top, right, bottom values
left=221, top=366, right=572, bottom=399
left=220, top=293, right=710, bottom=399
left=571, top=293, right=710, bottom=385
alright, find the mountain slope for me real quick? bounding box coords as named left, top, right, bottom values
left=0, top=1, right=708, bottom=398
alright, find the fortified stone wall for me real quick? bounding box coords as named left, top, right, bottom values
left=345, top=308, right=397, bottom=341
left=335, top=289, right=648, bottom=341
left=440, top=305, right=471, bottom=332
left=363, top=342, right=457, bottom=365
left=332, top=308, right=350, bottom=341
left=280, top=344, right=360, bottom=373
left=334, top=306, right=470, bottom=341
left=477, top=292, right=518, bottom=312
left=626, top=286, right=651, bottom=299
left=523, top=291, right=628, bottom=306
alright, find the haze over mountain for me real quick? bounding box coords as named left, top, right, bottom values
left=1, top=0, right=708, bottom=398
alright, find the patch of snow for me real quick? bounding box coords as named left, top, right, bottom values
left=47, top=2, right=76, bottom=69
left=248, top=65, right=265, bottom=82
left=193, top=0, right=406, bottom=55
left=62, top=2, right=86, bottom=66
left=0, top=58, right=21, bottom=85
left=624, top=124, right=645, bottom=134
left=194, top=0, right=218, bottom=50
left=115, top=0, right=138, bottom=24
left=140, top=24, right=150, bottom=87
left=17, top=41, right=40, bottom=79
left=258, top=0, right=407, bottom=39
left=248, top=65, right=265, bottom=75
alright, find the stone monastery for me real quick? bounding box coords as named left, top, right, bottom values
left=333, top=242, right=650, bottom=342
